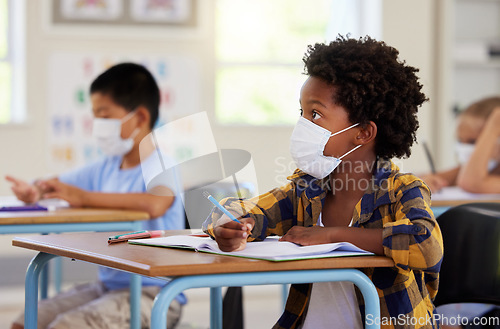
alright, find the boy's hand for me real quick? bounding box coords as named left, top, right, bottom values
left=38, top=179, right=86, bottom=207
left=213, top=215, right=254, bottom=252
left=279, top=226, right=332, bottom=246
left=421, top=174, right=449, bottom=193
left=5, top=175, right=41, bottom=204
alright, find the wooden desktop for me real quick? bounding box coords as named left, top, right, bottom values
left=13, top=230, right=394, bottom=329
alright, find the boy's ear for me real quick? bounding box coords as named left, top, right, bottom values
left=355, top=121, right=377, bottom=145
left=135, top=106, right=151, bottom=128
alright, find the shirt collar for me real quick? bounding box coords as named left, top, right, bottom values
left=357, top=158, right=400, bottom=223
left=288, top=158, right=400, bottom=219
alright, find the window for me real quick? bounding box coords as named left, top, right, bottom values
left=0, top=0, right=10, bottom=123
left=215, top=0, right=382, bottom=126
left=0, top=0, right=25, bottom=124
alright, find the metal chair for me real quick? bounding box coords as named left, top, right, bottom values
left=434, top=202, right=500, bottom=308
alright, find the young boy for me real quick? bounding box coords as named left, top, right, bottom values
left=204, top=36, right=444, bottom=329
left=6, top=63, right=185, bottom=329
left=421, top=96, right=500, bottom=193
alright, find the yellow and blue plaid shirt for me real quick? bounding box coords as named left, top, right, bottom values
left=204, top=159, right=443, bottom=329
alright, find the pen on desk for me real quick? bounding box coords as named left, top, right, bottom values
left=108, top=230, right=165, bottom=244
left=422, top=141, right=436, bottom=174
left=203, top=191, right=242, bottom=224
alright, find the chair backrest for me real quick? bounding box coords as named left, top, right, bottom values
left=183, top=181, right=255, bottom=230
left=433, top=202, right=500, bottom=307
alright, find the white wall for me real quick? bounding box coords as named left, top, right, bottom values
left=382, top=0, right=438, bottom=174
left=0, top=0, right=449, bottom=196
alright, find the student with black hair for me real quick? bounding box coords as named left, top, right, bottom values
left=203, top=36, right=444, bottom=329
left=7, top=63, right=185, bottom=329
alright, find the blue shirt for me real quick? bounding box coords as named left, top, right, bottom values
left=59, top=154, right=186, bottom=303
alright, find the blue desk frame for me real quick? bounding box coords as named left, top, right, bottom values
left=24, top=252, right=383, bottom=329
left=4, top=221, right=144, bottom=329
left=430, top=206, right=450, bottom=219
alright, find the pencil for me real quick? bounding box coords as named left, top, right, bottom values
left=203, top=191, right=242, bottom=224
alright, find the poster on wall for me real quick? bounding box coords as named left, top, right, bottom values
left=60, top=0, right=123, bottom=21
left=51, top=0, right=197, bottom=27
left=47, top=53, right=202, bottom=173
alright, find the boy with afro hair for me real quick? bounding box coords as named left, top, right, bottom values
left=203, top=36, right=444, bottom=329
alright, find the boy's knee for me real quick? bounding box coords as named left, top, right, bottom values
left=11, top=323, right=24, bottom=329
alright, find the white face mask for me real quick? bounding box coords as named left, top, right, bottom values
left=455, top=142, right=498, bottom=172
left=92, top=111, right=139, bottom=156
left=290, top=116, right=362, bottom=179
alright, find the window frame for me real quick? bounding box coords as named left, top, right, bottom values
left=0, top=0, right=26, bottom=125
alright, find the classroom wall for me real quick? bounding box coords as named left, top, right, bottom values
left=0, top=1, right=450, bottom=199
left=382, top=0, right=437, bottom=174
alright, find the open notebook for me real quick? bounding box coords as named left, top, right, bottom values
left=129, top=235, right=373, bottom=262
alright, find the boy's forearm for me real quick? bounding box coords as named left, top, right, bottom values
left=81, top=191, right=175, bottom=218
left=458, top=114, right=500, bottom=192
left=329, top=227, right=384, bottom=255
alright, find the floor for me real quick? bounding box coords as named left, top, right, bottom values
left=0, top=284, right=283, bottom=329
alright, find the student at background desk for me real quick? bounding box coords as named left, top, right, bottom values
left=6, top=63, right=185, bottom=329
left=421, top=98, right=500, bottom=328
left=421, top=97, right=500, bottom=194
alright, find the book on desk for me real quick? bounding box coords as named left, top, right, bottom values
left=0, top=196, right=70, bottom=212
left=432, top=186, right=500, bottom=202
left=128, top=235, right=373, bottom=262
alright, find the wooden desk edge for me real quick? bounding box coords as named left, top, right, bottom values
left=12, top=237, right=153, bottom=275
left=12, top=236, right=395, bottom=278
left=0, top=208, right=150, bottom=225
left=431, top=199, right=500, bottom=207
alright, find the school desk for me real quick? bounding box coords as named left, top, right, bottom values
left=0, top=207, right=149, bottom=302
left=431, top=186, right=500, bottom=217
left=13, top=231, right=395, bottom=329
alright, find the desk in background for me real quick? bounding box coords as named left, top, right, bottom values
left=1, top=206, right=150, bottom=329
left=431, top=186, right=500, bottom=217
left=0, top=207, right=150, bottom=234
left=13, top=230, right=394, bottom=329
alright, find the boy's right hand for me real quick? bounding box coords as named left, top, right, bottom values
left=421, top=174, right=449, bottom=193
left=5, top=175, right=41, bottom=204
left=213, top=215, right=254, bottom=252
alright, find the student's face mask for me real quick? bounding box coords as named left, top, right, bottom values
left=455, top=142, right=498, bottom=172
left=92, top=111, right=139, bottom=156
left=289, top=116, right=362, bottom=179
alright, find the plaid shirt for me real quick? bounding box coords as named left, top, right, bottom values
left=204, top=159, right=443, bottom=329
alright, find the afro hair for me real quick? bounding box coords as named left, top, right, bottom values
left=303, top=35, right=428, bottom=159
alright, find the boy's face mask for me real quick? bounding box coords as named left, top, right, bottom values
left=92, top=111, right=139, bottom=156
left=289, top=116, right=361, bottom=179
left=455, top=142, right=498, bottom=172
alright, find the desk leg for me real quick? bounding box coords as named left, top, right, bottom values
left=25, top=252, right=58, bottom=329
left=129, top=274, right=142, bottom=329
left=210, top=287, right=223, bottom=329
left=150, top=269, right=380, bottom=329
left=281, top=284, right=289, bottom=310
left=54, top=257, right=63, bottom=294
left=39, top=261, right=49, bottom=299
